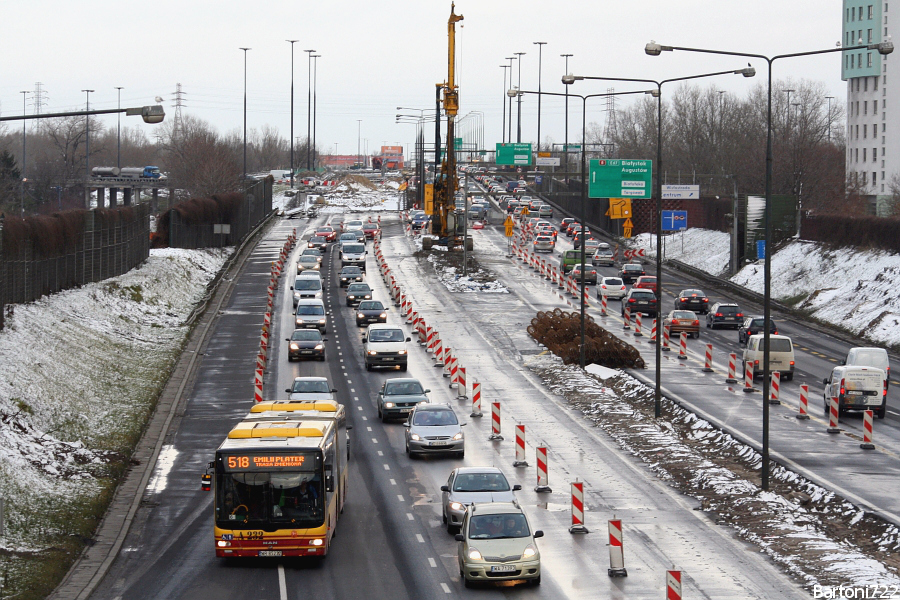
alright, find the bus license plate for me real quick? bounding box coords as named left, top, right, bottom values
left=259, top=550, right=282, bottom=557
left=491, top=565, right=516, bottom=572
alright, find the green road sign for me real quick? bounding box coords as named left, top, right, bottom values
left=588, top=159, right=652, bottom=199
left=495, top=143, right=532, bottom=166
left=564, top=144, right=582, bottom=152
left=455, top=137, right=463, bottom=149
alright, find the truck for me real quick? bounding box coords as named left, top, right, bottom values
left=92, top=166, right=165, bottom=179
left=823, top=365, right=887, bottom=419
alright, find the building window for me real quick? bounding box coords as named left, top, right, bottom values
left=856, top=124, right=860, bottom=139
left=863, top=171, right=868, bottom=185
left=873, top=171, right=877, bottom=184
left=857, top=100, right=860, bottom=115
left=864, top=148, right=868, bottom=161
left=856, top=148, right=859, bottom=162
left=864, top=124, right=868, bottom=138
left=865, top=77, right=870, bottom=91
left=865, top=100, right=868, bottom=115
left=868, top=28, right=874, bottom=42
left=870, top=5, right=874, bottom=19
left=875, top=76, right=879, bottom=90
left=868, top=52, right=873, bottom=67
left=853, top=6, right=856, bottom=19
left=874, top=147, right=878, bottom=161
left=852, top=54, right=856, bottom=68
left=875, top=101, right=878, bottom=114
left=859, top=52, right=864, bottom=67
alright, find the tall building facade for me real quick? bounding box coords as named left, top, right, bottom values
left=843, top=1, right=894, bottom=213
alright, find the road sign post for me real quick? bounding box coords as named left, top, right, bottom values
left=588, top=159, right=652, bottom=199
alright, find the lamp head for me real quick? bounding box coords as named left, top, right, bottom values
left=561, top=74, right=582, bottom=85
left=877, top=38, right=895, bottom=54
left=739, top=65, right=756, bottom=78
left=507, top=88, right=518, bottom=98
left=645, top=41, right=672, bottom=56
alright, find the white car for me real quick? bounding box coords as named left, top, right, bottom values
left=456, top=502, right=542, bottom=587
left=597, top=276, right=627, bottom=300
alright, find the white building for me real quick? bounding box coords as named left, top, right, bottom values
left=843, top=1, right=893, bottom=213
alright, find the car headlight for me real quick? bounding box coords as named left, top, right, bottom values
left=384, top=402, right=395, bottom=408
left=379, top=313, right=386, bottom=318
left=367, top=350, right=378, bottom=356
left=452, top=432, right=463, bottom=441
left=318, top=319, right=326, bottom=324
left=418, top=400, right=428, bottom=405
left=293, top=292, right=301, bottom=298
left=398, top=350, right=407, bottom=355
left=289, top=343, right=299, bottom=350
left=449, top=501, right=463, bottom=511
left=341, top=277, right=348, bottom=281
left=314, top=344, right=324, bottom=350
left=523, top=543, right=537, bottom=558
left=410, top=433, right=421, bottom=441
left=358, top=313, right=365, bottom=318
left=467, top=547, right=483, bottom=561
left=295, top=319, right=302, bottom=326
left=365, top=295, right=371, bottom=299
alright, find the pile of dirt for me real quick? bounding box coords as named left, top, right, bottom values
left=339, top=174, right=378, bottom=190
left=528, top=308, right=645, bottom=368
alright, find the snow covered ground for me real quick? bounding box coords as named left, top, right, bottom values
left=630, top=229, right=900, bottom=348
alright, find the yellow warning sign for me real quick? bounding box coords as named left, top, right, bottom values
left=606, top=198, right=633, bottom=219
left=424, top=184, right=434, bottom=215
left=623, top=217, right=633, bottom=239
left=504, top=216, right=515, bottom=237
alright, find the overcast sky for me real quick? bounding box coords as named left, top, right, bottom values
left=3, top=1, right=847, bottom=163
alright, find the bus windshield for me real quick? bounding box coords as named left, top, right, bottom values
left=216, top=468, right=325, bottom=529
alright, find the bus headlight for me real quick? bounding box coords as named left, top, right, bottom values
left=310, top=538, right=324, bottom=546
left=217, top=540, right=231, bottom=547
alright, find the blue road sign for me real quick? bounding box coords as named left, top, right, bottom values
left=535, top=175, right=543, bottom=185
left=756, top=240, right=766, bottom=260
left=661, top=210, right=688, bottom=231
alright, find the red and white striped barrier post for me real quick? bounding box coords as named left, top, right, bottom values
left=623, top=307, right=631, bottom=330
left=769, top=371, right=781, bottom=405
left=470, top=381, right=483, bottom=417
left=433, top=337, right=444, bottom=367
left=535, top=446, right=551, bottom=493
left=861, top=410, right=876, bottom=449
left=661, top=322, right=671, bottom=352
left=726, top=353, right=738, bottom=383
left=406, top=306, right=415, bottom=325
left=667, top=570, right=682, bottom=600
left=256, top=352, right=266, bottom=371
left=489, top=401, right=503, bottom=440
left=254, top=379, right=263, bottom=403
left=513, top=424, right=528, bottom=467
left=677, top=332, right=687, bottom=360
left=557, top=269, right=565, bottom=289
left=583, top=287, right=591, bottom=306
left=254, top=368, right=263, bottom=388
left=703, top=342, right=713, bottom=372
left=443, top=347, right=453, bottom=377
left=427, top=329, right=438, bottom=354
left=600, top=294, right=608, bottom=316
left=827, top=395, right=841, bottom=432
left=569, top=481, right=589, bottom=534
left=796, top=384, right=810, bottom=420
left=456, top=367, right=468, bottom=399
left=649, top=318, right=657, bottom=342
left=418, top=321, right=428, bottom=345
left=743, top=361, right=755, bottom=393
left=448, top=353, right=459, bottom=387
left=607, top=519, right=627, bottom=577
left=634, top=311, right=643, bottom=337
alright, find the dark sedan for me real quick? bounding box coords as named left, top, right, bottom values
left=738, top=316, right=778, bottom=345
left=285, top=329, right=327, bottom=361
left=307, top=235, right=329, bottom=252
left=338, top=266, right=364, bottom=287
left=674, top=289, right=710, bottom=314
left=346, top=282, right=373, bottom=306
left=356, top=300, right=388, bottom=326
left=619, top=263, right=645, bottom=284
left=622, top=288, right=658, bottom=316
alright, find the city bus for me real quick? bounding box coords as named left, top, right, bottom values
left=211, top=410, right=349, bottom=558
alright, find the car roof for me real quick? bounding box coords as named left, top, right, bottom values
left=413, top=403, right=453, bottom=411
left=367, top=323, right=401, bottom=331
left=454, top=466, right=505, bottom=475
left=292, top=376, right=327, bottom=382
left=295, top=298, right=324, bottom=306
left=469, top=501, right=523, bottom=516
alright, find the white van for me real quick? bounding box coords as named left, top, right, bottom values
left=341, top=242, right=367, bottom=271
left=823, top=365, right=887, bottom=418
left=843, top=347, right=890, bottom=389
left=742, top=334, right=795, bottom=380
left=295, top=299, right=328, bottom=333
left=362, top=324, right=411, bottom=371
left=291, top=276, right=323, bottom=306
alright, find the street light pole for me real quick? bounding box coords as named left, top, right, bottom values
left=561, top=54, right=572, bottom=172
left=20, top=91, right=29, bottom=216
left=506, top=57, right=516, bottom=147
left=305, top=49, right=315, bottom=171
left=564, top=65, right=755, bottom=417
left=82, top=89, right=94, bottom=205
left=114, top=87, right=123, bottom=170
left=500, top=64, right=510, bottom=143
left=357, top=119, right=362, bottom=170
left=287, top=40, right=298, bottom=188
left=645, top=37, right=894, bottom=490
left=534, top=42, right=546, bottom=150
left=239, top=48, right=251, bottom=182
left=825, top=95, right=835, bottom=142
left=514, top=51, right=526, bottom=143
left=312, top=54, right=321, bottom=171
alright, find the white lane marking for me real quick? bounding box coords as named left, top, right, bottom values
left=347, top=379, right=353, bottom=384
left=353, top=397, right=359, bottom=401
left=398, top=495, right=404, bottom=501
left=378, top=451, right=384, bottom=456
left=429, top=558, right=437, bottom=568
left=407, top=513, right=414, bottom=520
left=416, top=534, right=425, bottom=543
left=358, top=406, right=363, bottom=411
left=366, top=426, right=372, bottom=432
left=441, top=583, right=451, bottom=594
left=340, top=358, right=344, bottom=362
left=390, top=478, right=396, bottom=485
left=278, top=563, right=287, bottom=600
left=383, top=464, right=390, bottom=470
left=361, top=416, right=367, bottom=421
left=372, top=438, right=378, bottom=444
left=889, top=410, right=899, bottom=416
left=350, top=388, right=356, bottom=393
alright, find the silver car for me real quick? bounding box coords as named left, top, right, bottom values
left=441, top=467, right=521, bottom=533
left=404, top=404, right=465, bottom=459
left=284, top=376, right=337, bottom=402
left=532, top=235, right=555, bottom=253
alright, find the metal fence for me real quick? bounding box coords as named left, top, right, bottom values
left=1, top=205, right=151, bottom=329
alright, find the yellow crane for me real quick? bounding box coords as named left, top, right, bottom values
left=424, top=3, right=472, bottom=251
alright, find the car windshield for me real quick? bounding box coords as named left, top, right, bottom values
left=750, top=318, right=766, bottom=328
left=384, top=381, right=424, bottom=395
left=453, top=473, right=510, bottom=492
left=604, top=278, right=623, bottom=286
left=347, top=284, right=371, bottom=293
left=296, top=305, right=324, bottom=315
left=294, top=280, right=321, bottom=291
left=631, top=291, right=655, bottom=300
left=624, top=265, right=642, bottom=272
left=341, top=268, right=361, bottom=276
left=316, top=227, right=332, bottom=233
left=672, top=311, right=696, bottom=320
left=299, top=256, right=318, bottom=264
left=291, top=330, right=321, bottom=341
left=412, top=410, right=458, bottom=426
left=468, top=513, right=530, bottom=540
left=290, top=380, right=331, bottom=393
left=343, top=244, right=365, bottom=253
left=340, top=234, right=357, bottom=241
left=302, top=249, right=321, bottom=256
left=358, top=301, right=383, bottom=310
left=368, top=329, right=405, bottom=342
left=363, top=224, right=377, bottom=230
left=719, top=306, right=740, bottom=314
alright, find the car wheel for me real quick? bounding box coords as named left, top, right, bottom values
left=456, top=451, right=465, bottom=459
left=447, top=522, right=458, bottom=534
left=530, top=575, right=541, bottom=586
left=784, top=373, right=793, bottom=381
left=464, top=577, right=474, bottom=589
left=405, top=441, right=410, bottom=455
left=377, top=405, right=382, bottom=418
left=692, top=332, right=699, bottom=339
left=365, top=363, right=372, bottom=372
left=400, top=364, right=408, bottom=372
left=876, top=405, right=886, bottom=419
left=442, top=511, right=448, bottom=524
left=287, top=355, right=294, bottom=362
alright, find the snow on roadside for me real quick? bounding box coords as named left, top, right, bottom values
left=0, top=247, right=230, bottom=553
left=629, top=228, right=900, bottom=347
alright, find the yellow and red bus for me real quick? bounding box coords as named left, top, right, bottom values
left=212, top=404, right=349, bottom=558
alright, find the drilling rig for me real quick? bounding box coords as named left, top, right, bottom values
left=423, top=3, right=473, bottom=252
